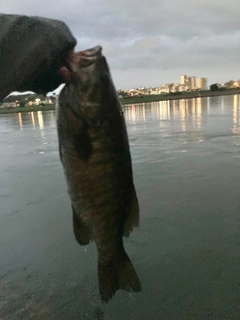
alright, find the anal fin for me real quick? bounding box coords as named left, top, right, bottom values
left=72, top=205, right=93, bottom=245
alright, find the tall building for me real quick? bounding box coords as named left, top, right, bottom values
left=181, top=74, right=195, bottom=90
left=190, top=76, right=196, bottom=89
left=197, top=78, right=207, bottom=90
left=181, top=75, right=188, bottom=85
left=187, top=76, right=192, bottom=89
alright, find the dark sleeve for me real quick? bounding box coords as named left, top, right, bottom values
left=0, top=14, right=77, bottom=100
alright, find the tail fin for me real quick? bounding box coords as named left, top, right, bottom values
left=98, top=249, right=141, bottom=303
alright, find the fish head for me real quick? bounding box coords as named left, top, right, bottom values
left=60, top=46, right=116, bottom=119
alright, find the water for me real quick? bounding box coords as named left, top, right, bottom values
left=1, top=95, right=240, bottom=319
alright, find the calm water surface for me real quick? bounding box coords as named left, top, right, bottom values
left=1, top=95, right=240, bottom=319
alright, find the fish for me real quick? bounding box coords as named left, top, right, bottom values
left=57, top=45, right=141, bottom=302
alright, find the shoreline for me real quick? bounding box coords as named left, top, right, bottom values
left=0, top=104, right=55, bottom=115
left=120, top=88, right=240, bottom=105
left=1, top=89, right=240, bottom=114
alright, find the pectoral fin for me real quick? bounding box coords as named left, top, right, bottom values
left=72, top=205, right=93, bottom=245
left=58, top=142, right=63, bottom=162
left=123, top=185, right=140, bottom=237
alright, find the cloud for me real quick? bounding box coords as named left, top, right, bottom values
left=1, top=0, right=240, bottom=89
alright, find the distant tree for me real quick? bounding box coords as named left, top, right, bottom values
left=225, top=80, right=235, bottom=88
left=19, top=101, right=25, bottom=108
left=210, top=83, right=219, bottom=91
left=118, top=91, right=130, bottom=98
left=48, top=95, right=56, bottom=102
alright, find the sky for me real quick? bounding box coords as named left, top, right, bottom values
left=2, top=0, right=240, bottom=90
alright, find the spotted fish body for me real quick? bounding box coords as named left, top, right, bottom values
left=57, top=46, right=141, bottom=302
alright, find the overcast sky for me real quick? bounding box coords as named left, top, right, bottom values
left=2, top=0, right=240, bottom=90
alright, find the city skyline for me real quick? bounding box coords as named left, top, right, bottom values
left=181, top=74, right=207, bottom=90
left=8, top=72, right=240, bottom=98
left=1, top=1, right=240, bottom=90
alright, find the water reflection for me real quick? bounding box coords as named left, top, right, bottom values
left=5, top=111, right=56, bottom=131
left=30, top=112, right=36, bottom=129
left=124, top=98, right=208, bottom=131
left=5, top=96, right=240, bottom=137
left=18, top=113, right=23, bottom=130
left=233, top=94, right=240, bottom=134
left=37, top=111, right=44, bottom=130
left=221, top=96, right=225, bottom=113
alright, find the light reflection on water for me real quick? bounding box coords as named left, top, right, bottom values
left=233, top=94, right=240, bottom=134
left=8, top=110, right=56, bottom=131
left=3, top=95, right=240, bottom=136
left=123, top=98, right=207, bottom=125
left=123, top=95, right=240, bottom=136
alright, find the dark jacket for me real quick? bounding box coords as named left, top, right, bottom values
left=0, top=14, right=76, bottom=100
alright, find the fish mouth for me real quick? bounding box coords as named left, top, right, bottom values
left=70, top=45, right=103, bottom=69
left=60, top=45, right=103, bottom=84
left=80, top=45, right=102, bottom=58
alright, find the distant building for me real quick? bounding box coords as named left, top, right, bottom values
left=197, top=78, right=208, bottom=90
left=181, top=74, right=188, bottom=85
left=190, top=76, right=196, bottom=90
left=178, top=85, right=185, bottom=92
left=171, top=83, right=181, bottom=92
left=2, top=102, right=17, bottom=108
left=187, top=76, right=192, bottom=89
left=150, top=88, right=161, bottom=95
left=160, top=84, right=172, bottom=93
left=181, top=74, right=193, bottom=90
